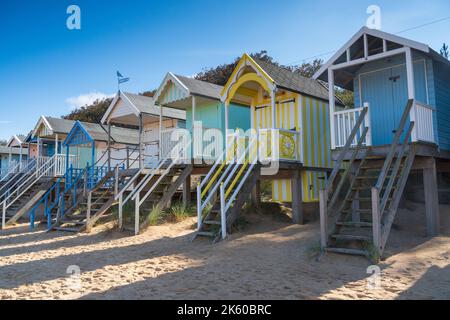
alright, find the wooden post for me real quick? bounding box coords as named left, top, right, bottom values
left=291, top=171, right=304, bottom=224
left=86, top=191, right=92, bottom=232
left=54, top=134, right=59, bottom=176
left=251, top=180, right=261, bottom=208
left=351, top=162, right=360, bottom=223
left=271, top=89, right=276, bottom=129
left=159, top=104, right=163, bottom=158
left=118, top=194, right=123, bottom=230
left=405, top=47, right=417, bottom=142
left=328, top=69, right=336, bottom=149
left=319, top=189, right=328, bottom=250
left=107, top=122, right=111, bottom=171
left=423, top=158, right=440, bottom=236
left=138, top=114, right=143, bottom=169
left=182, top=174, right=191, bottom=208
left=371, top=187, right=381, bottom=252
left=135, top=195, right=140, bottom=236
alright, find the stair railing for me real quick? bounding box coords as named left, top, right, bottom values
left=219, top=135, right=258, bottom=240
left=130, top=141, right=191, bottom=235
left=0, top=158, right=37, bottom=201
left=196, top=133, right=238, bottom=231
left=372, top=99, right=415, bottom=254
left=29, top=176, right=63, bottom=230
left=319, top=106, right=369, bottom=249
left=0, top=160, right=21, bottom=182
left=1, top=155, right=56, bottom=229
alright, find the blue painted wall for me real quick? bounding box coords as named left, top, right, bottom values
left=353, top=52, right=439, bottom=146
left=433, top=60, right=450, bottom=150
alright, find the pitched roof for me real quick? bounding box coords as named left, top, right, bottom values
left=66, top=121, right=139, bottom=145
left=313, top=26, right=450, bottom=83
left=121, top=92, right=155, bottom=113
left=174, top=75, right=223, bottom=100
left=252, top=58, right=330, bottom=101
left=102, top=91, right=186, bottom=124
left=44, top=117, right=77, bottom=134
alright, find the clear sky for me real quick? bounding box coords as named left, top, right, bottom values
left=0, top=0, right=449, bottom=140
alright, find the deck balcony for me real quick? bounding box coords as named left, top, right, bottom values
left=332, top=101, right=435, bottom=151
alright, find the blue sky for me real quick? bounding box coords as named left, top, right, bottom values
left=0, top=0, right=449, bottom=140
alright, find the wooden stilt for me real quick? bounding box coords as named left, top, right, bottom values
left=250, top=180, right=261, bottom=208
left=182, top=175, right=191, bottom=208
left=292, top=171, right=304, bottom=225
left=423, top=158, right=440, bottom=237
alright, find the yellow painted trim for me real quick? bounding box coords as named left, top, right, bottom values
left=294, top=94, right=300, bottom=159
left=226, top=73, right=272, bottom=105
left=201, top=161, right=226, bottom=198
left=301, top=96, right=308, bottom=166
left=309, top=98, right=315, bottom=167
left=221, top=53, right=275, bottom=98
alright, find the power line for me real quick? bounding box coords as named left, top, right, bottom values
left=395, top=16, right=450, bottom=34
left=284, top=16, right=450, bottom=66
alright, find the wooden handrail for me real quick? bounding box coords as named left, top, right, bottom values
left=379, top=121, right=415, bottom=217
left=327, top=126, right=369, bottom=212
left=325, top=107, right=369, bottom=191
left=375, top=99, right=414, bottom=191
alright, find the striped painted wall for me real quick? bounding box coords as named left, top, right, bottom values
left=159, top=81, right=188, bottom=105
left=253, top=93, right=331, bottom=203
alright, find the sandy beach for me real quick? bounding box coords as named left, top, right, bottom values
left=0, top=201, right=449, bottom=300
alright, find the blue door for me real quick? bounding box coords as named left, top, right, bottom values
left=360, top=61, right=427, bottom=146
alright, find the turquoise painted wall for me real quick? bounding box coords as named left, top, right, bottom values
left=185, top=101, right=250, bottom=133
left=353, top=52, right=438, bottom=146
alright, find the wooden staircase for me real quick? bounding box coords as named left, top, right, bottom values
left=1, top=177, right=53, bottom=227
left=196, top=135, right=259, bottom=241
left=122, top=162, right=193, bottom=234
left=51, top=168, right=139, bottom=233
left=320, top=100, right=416, bottom=260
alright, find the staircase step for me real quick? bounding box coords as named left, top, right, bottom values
left=342, top=208, right=372, bottom=214
left=60, top=220, right=85, bottom=226
left=52, top=226, right=82, bottom=233
left=356, top=175, right=399, bottom=180
left=204, top=220, right=221, bottom=225
left=196, top=231, right=216, bottom=237
left=325, top=247, right=368, bottom=256
left=336, top=221, right=373, bottom=228
left=331, top=234, right=371, bottom=242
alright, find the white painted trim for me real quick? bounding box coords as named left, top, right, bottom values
left=330, top=47, right=407, bottom=71
left=313, top=26, right=430, bottom=80
left=153, top=72, right=190, bottom=104
left=101, top=93, right=121, bottom=124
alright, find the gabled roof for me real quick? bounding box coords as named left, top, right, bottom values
left=33, top=116, right=76, bottom=138
left=102, top=90, right=186, bottom=124
left=221, top=53, right=337, bottom=104
left=154, top=72, right=224, bottom=105
left=64, top=121, right=139, bottom=146
left=252, top=58, right=330, bottom=101
left=313, top=26, right=450, bottom=83
left=173, top=74, right=223, bottom=100
left=7, top=134, right=26, bottom=147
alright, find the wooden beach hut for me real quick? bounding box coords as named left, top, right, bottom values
left=194, top=53, right=340, bottom=240
left=313, top=27, right=450, bottom=258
